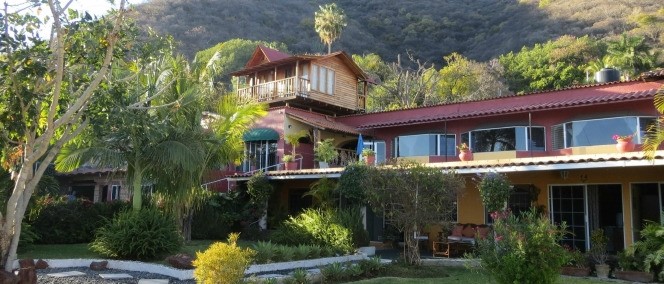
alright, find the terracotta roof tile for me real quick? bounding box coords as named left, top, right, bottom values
left=259, top=45, right=290, bottom=62
left=285, top=107, right=360, bottom=135
left=341, top=84, right=661, bottom=129
left=227, top=151, right=664, bottom=179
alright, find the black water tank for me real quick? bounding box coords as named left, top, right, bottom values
left=594, top=68, right=621, bottom=83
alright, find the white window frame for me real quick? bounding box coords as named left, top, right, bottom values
left=311, top=64, right=335, bottom=95
left=553, top=116, right=656, bottom=149
left=393, top=133, right=456, bottom=157
left=463, top=126, right=546, bottom=153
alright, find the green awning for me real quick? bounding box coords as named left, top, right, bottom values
left=243, top=128, right=279, bottom=141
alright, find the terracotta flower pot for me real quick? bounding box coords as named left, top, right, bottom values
left=615, top=139, right=635, bottom=153
left=614, top=270, right=654, bottom=283
left=560, top=266, right=591, bottom=277
left=285, top=161, right=298, bottom=170
left=458, top=150, right=473, bottom=161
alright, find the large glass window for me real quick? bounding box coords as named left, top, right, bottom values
left=462, top=126, right=545, bottom=153
left=393, top=134, right=455, bottom=157
left=311, top=64, right=335, bottom=95
left=552, top=116, right=656, bottom=149
left=244, top=140, right=278, bottom=171
left=363, top=140, right=386, bottom=165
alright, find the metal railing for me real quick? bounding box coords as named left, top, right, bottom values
left=330, top=148, right=358, bottom=167
left=236, top=77, right=310, bottom=102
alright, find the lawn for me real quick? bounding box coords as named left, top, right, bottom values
left=347, top=265, right=615, bottom=284
left=18, top=240, right=222, bottom=261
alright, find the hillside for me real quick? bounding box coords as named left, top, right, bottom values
left=132, top=0, right=663, bottom=64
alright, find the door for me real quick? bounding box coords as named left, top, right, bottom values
left=631, top=183, right=664, bottom=241
left=550, top=184, right=624, bottom=252
left=550, top=185, right=587, bottom=250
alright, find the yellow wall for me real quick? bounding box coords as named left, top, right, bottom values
left=452, top=166, right=664, bottom=247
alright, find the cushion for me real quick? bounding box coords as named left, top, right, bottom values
left=447, top=236, right=462, bottom=241
left=461, top=225, right=476, bottom=238
left=460, top=237, right=475, bottom=244
left=451, top=224, right=464, bottom=237
left=476, top=225, right=491, bottom=239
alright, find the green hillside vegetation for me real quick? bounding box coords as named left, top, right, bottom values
left=132, top=0, right=664, bottom=64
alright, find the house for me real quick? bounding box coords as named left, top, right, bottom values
left=226, top=47, right=664, bottom=253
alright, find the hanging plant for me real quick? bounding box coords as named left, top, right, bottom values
left=476, top=172, right=512, bottom=213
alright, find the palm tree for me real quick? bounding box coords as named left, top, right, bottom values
left=606, top=34, right=656, bottom=79
left=643, top=86, right=664, bottom=160
left=314, top=3, right=347, bottom=54
left=57, top=49, right=267, bottom=240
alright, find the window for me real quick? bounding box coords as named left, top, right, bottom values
left=311, top=64, right=335, bottom=95
left=363, top=140, right=386, bottom=165
left=462, top=126, right=545, bottom=153
left=485, top=185, right=537, bottom=224
left=111, top=185, right=121, bottom=200
left=393, top=134, right=455, bottom=157
left=244, top=140, right=278, bottom=171
left=552, top=116, right=656, bottom=149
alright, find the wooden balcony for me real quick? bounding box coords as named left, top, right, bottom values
left=237, top=77, right=310, bottom=102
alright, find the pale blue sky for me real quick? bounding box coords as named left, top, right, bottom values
left=5, top=0, right=147, bottom=37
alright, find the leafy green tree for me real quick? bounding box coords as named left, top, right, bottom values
left=362, top=161, right=465, bottom=265
left=436, top=53, right=511, bottom=102
left=500, top=35, right=603, bottom=93
left=57, top=47, right=267, bottom=240
left=194, top=38, right=288, bottom=91
left=0, top=0, right=128, bottom=271
left=314, top=3, right=347, bottom=54
left=370, top=54, right=440, bottom=111
left=606, top=34, right=657, bottom=79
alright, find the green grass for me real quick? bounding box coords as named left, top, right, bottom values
left=346, top=266, right=615, bottom=284
left=18, top=240, right=223, bottom=261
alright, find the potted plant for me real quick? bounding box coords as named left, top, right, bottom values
left=282, top=154, right=297, bottom=170
left=589, top=228, right=610, bottom=279
left=362, top=148, right=376, bottom=165
left=283, top=129, right=309, bottom=170
left=615, top=248, right=654, bottom=282
left=612, top=134, right=635, bottom=153
left=314, top=138, right=337, bottom=168
left=561, top=247, right=591, bottom=277
left=457, top=143, right=472, bottom=161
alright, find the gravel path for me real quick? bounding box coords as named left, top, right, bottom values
left=37, top=267, right=196, bottom=284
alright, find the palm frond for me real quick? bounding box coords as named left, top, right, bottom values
left=55, top=145, right=126, bottom=172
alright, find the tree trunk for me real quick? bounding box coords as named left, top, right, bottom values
left=182, top=211, right=193, bottom=242
left=403, top=228, right=421, bottom=265
left=131, top=162, right=143, bottom=211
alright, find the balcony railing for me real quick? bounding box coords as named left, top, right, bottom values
left=330, top=148, right=359, bottom=167
left=237, top=77, right=310, bottom=102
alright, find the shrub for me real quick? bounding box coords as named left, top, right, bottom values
left=275, top=245, right=295, bottom=262
left=358, top=256, right=385, bottom=277
left=271, top=208, right=367, bottom=254
left=293, top=244, right=311, bottom=261
left=337, top=163, right=369, bottom=206
left=476, top=172, right=512, bottom=213
left=191, top=194, right=240, bottom=240
left=193, top=233, right=256, bottom=284
left=321, top=262, right=346, bottom=281
left=475, top=208, right=567, bottom=284
left=622, top=222, right=664, bottom=280
left=253, top=241, right=278, bottom=263
left=90, top=208, right=182, bottom=260
left=286, top=268, right=310, bottom=284
left=28, top=196, right=129, bottom=244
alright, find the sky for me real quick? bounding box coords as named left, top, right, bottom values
left=5, top=0, right=147, bottom=37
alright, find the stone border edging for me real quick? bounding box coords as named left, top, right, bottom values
left=245, top=254, right=369, bottom=275
left=14, top=246, right=377, bottom=281
left=14, top=259, right=193, bottom=280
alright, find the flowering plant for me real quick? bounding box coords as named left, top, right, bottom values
left=456, top=143, right=470, bottom=151
left=612, top=134, right=633, bottom=141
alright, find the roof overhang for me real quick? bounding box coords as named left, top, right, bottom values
left=227, top=151, right=664, bottom=181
